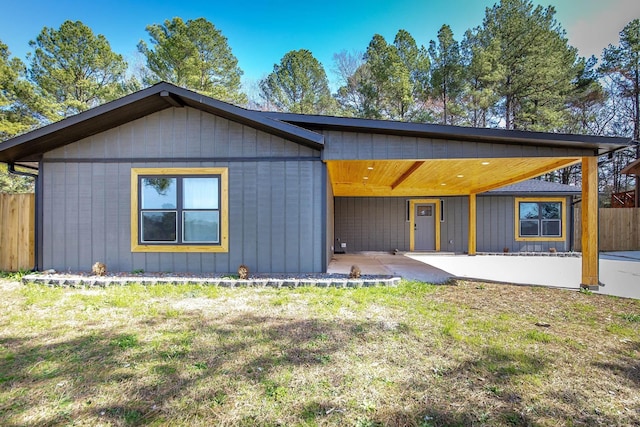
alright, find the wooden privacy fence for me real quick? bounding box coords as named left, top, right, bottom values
left=574, top=207, right=640, bottom=252
left=0, top=193, right=35, bottom=272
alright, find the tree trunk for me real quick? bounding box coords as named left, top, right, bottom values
left=635, top=67, right=639, bottom=207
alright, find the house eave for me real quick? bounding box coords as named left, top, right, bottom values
left=0, top=83, right=324, bottom=163
left=263, top=112, right=632, bottom=156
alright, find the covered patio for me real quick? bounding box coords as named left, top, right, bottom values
left=269, top=113, right=631, bottom=289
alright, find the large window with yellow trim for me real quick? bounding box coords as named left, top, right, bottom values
left=131, top=168, right=228, bottom=252
left=515, top=197, right=565, bottom=242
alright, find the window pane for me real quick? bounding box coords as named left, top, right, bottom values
left=142, top=178, right=177, bottom=209
left=542, top=220, right=561, bottom=236
left=520, top=220, right=539, bottom=236
left=183, top=178, right=218, bottom=209
left=541, top=202, right=561, bottom=219
left=141, top=211, right=177, bottom=242
left=183, top=211, right=219, bottom=243
left=520, top=202, right=539, bottom=219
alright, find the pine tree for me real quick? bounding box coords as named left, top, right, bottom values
left=259, top=49, right=335, bottom=114
left=429, top=25, right=464, bottom=125
left=1, top=41, right=40, bottom=139
left=334, top=30, right=431, bottom=122
left=476, top=0, right=579, bottom=130
left=393, top=30, right=430, bottom=119
left=460, top=30, right=503, bottom=127
left=600, top=19, right=640, bottom=202
left=138, top=17, right=246, bottom=105
left=601, top=19, right=640, bottom=146
left=29, top=20, right=129, bottom=118
left=361, top=34, right=410, bottom=120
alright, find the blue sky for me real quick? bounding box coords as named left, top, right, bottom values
left=1, top=0, right=638, bottom=92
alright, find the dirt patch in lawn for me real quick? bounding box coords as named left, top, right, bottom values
left=0, top=279, right=638, bottom=426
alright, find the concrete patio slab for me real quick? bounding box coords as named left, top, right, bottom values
left=328, top=251, right=640, bottom=299
left=327, top=252, right=451, bottom=284
left=406, top=252, right=640, bottom=299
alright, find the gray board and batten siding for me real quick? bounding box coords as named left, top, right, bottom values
left=315, top=131, right=598, bottom=161
left=40, top=107, right=326, bottom=274
left=333, top=195, right=571, bottom=254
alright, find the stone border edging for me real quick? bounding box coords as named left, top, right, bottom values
left=476, top=252, right=581, bottom=257
left=22, top=274, right=402, bottom=288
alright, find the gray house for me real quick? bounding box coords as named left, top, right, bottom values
left=0, top=83, right=630, bottom=288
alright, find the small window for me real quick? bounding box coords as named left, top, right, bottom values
left=406, top=200, right=410, bottom=222
left=515, top=198, right=565, bottom=242
left=417, top=206, right=433, bottom=216
left=131, top=168, right=228, bottom=252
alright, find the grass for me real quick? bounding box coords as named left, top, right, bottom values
left=0, top=278, right=639, bottom=426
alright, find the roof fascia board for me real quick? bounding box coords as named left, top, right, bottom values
left=0, top=84, right=166, bottom=153
left=263, top=112, right=631, bottom=155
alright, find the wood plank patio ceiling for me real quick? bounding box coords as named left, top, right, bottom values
left=326, top=157, right=581, bottom=196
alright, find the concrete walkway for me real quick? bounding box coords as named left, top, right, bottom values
left=328, top=251, right=640, bottom=299
left=327, top=252, right=452, bottom=283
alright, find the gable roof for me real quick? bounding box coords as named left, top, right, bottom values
left=1, top=82, right=632, bottom=164
left=484, top=179, right=581, bottom=195
left=263, top=112, right=631, bottom=156
left=0, top=82, right=324, bottom=163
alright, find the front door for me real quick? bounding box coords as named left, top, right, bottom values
left=414, top=204, right=435, bottom=250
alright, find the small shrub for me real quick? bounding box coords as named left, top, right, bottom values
left=92, top=262, right=106, bottom=276
left=349, top=265, right=361, bottom=279
left=0, top=269, right=30, bottom=281
left=238, top=264, right=249, bottom=280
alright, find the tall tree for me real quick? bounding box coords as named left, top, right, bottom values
left=460, top=29, right=503, bottom=127
left=600, top=19, right=640, bottom=148
left=476, top=0, right=579, bottom=130
left=542, top=57, right=606, bottom=185
left=394, top=30, right=431, bottom=120
left=600, top=19, right=640, bottom=203
left=360, top=33, right=413, bottom=120
left=1, top=40, right=50, bottom=193
left=563, top=56, right=607, bottom=134
left=332, top=50, right=368, bottom=117
left=335, top=31, right=430, bottom=121
left=260, top=49, right=335, bottom=114
left=28, top=20, right=128, bottom=118
left=1, top=41, right=40, bottom=140
left=138, top=17, right=246, bottom=105
left=429, top=25, right=464, bottom=124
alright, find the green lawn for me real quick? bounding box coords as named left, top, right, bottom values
left=0, top=278, right=638, bottom=426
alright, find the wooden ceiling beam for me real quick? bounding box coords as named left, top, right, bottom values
left=391, top=161, right=425, bottom=190
left=471, top=158, right=580, bottom=194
